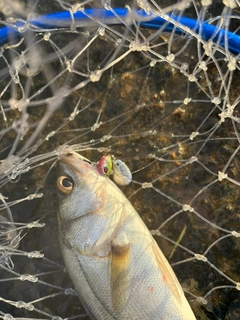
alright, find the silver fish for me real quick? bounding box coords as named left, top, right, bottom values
left=56, top=152, right=196, bottom=320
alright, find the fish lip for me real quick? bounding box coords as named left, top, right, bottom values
left=59, top=152, right=94, bottom=174
left=59, top=151, right=90, bottom=162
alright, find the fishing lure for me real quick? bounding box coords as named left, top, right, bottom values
left=97, top=155, right=132, bottom=186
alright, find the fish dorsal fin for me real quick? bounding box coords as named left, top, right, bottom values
left=151, top=240, right=183, bottom=304
left=110, top=235, right=130, bottom=312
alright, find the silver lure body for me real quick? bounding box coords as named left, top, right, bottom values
left=56, top=152, right=196, bottom=320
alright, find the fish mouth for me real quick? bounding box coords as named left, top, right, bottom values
left=59, top=152, right=94, bottom=174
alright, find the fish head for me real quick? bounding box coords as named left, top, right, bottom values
left=56, top=152, right=105, bottom=221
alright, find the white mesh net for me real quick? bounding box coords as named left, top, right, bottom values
left=0, top=0, right=240, bottom=319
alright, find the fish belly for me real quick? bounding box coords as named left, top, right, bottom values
left=60, top=235, right=195, bottom=320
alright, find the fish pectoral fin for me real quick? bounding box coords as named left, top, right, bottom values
left=151, top=240, right=183, bottom=304
left=110, top=238, right=130, bottom=312
left=90, top=202, right=123, bottom=255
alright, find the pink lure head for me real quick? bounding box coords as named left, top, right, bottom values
left=97, top=155, right=113, bottom=176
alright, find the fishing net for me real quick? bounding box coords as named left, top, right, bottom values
left=0, top=0, right=240, bottom=319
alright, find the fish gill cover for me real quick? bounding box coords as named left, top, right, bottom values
left=0, top=0, right=240, bottom=319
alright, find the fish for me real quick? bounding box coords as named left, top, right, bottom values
left=56, top=152, right=196, bottom=320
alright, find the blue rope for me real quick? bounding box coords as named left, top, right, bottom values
left=0, top=8, right=239, bottom=55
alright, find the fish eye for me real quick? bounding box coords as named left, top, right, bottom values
left=57, top=176, right=73, bottom=194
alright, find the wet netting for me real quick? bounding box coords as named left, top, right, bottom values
left=0, top=0, right=240, bottom=319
